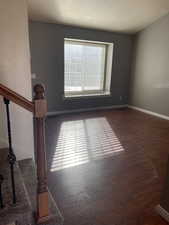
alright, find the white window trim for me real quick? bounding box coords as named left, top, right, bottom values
left=64, top=38, right=114, bottom=98
left=63, top=92, right=111, bottom=100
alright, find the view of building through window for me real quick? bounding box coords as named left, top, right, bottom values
left=64, top=39, right=112, bottom=96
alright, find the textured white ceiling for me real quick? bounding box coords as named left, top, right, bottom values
left=27, top=0, right=169, bottom=33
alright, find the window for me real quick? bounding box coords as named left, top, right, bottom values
left=64, top=38, right=113, bottom=97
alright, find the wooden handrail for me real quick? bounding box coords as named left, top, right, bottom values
left=0, top=83, right=34, bottom=113
left=0, top=82, right=51, bottom=223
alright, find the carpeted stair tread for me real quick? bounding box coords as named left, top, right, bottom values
left=0, top=149, right=31, bottom=225
left=18, top=158, right=64, bottom=225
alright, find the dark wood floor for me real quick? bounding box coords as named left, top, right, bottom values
left=46, top=108, right=169, bottom=225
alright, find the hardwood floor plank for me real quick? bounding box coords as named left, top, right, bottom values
left=46, top=109, right=169, bottom=225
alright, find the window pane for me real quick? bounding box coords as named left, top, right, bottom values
left=64, top=40, right=106, bottom=93
left=83, top=45, right=105, bottom=91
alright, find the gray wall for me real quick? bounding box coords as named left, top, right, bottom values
left=130, top=14, right=169, bottom=116
left=29, top=21, right=133, bottom=112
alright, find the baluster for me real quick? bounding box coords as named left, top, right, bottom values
left=33, top=84, right=50, bottom=224
left=3, top=98, right=16, bottom=204
left=0, top=174, right=4, bottom=208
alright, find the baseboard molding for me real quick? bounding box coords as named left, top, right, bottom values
left=156, top=205, right=169, bottom=223
left=128, top=105, right=169, bottom=121
left=47, top=104, right=128, bottom=116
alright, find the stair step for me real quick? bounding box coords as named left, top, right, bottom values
left=0, top=148, right=8, bottom=165
left=18, top=158, right=64, bottom=225
left=0, top=149, right=32, bottom=225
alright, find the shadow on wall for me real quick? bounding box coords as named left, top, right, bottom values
left=29, top=0, right=62, bottom=24
left=0, top=97, right=8, bottom=148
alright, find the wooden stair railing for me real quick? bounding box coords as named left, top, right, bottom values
left=0, top=83, right=34, bottom=113
left=0, top=83, right=50, bottom=224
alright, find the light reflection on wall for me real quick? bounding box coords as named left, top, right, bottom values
left=50, top=117, right=124, bottom=172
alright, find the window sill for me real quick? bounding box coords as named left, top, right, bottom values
left=63, top=92, right=111, bottom=100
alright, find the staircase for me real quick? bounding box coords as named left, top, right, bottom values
left=0, top=83, right=64, bottom=225
left=18, top=158, right=63, bottom=225
left=0, top=148, right=32, bottom=225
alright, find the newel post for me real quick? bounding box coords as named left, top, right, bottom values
left=33, top=84, right=50, bottom=224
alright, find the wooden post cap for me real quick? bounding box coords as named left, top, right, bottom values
left=34, top=84, right=47, bottom=117
left=34, top=84, right=45, bottom=100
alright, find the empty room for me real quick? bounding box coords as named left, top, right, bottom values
left=0, top=0, right=169, bottom=225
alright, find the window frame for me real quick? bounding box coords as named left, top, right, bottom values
left=64, top=38, right=113, bottom=98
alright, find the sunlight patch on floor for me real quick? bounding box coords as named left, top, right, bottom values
left=50, top=117, right=124, bottom=172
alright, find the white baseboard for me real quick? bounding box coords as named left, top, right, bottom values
left=128, top=105, right=169, bottom=121
left=156, top=204, right=169, bottom=222
left=47, top=104, right=128, bottom=116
